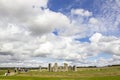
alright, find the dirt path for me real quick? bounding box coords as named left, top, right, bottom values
left=2, top=72, right=18, bottom=76
left=9, top=72, right=17, bottom=76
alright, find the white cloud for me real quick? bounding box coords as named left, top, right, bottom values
left=88, top=33, right=120, bottom=56
left=89, top=33, right=102, bottom=43
left=0, top=0, right=48, bottom=23
left=31, top=33, right=120, bottom=62
left=71, top=9, right=92, bottom=16
left=28, top=9, right=70, bottom=35
left=89, top=17, right=99, bottom=24
left=0, top=0, right=70, bottom=36
left=0, top=30, right=120, bottom=67
left=33, top=41, right=53, bottom=57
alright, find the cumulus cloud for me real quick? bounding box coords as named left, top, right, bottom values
left=71, top=9, right=92, bottom=16
left=0, top=0, right=70, bottom=35
left=28, top=9, right=70, bottom=35
left=29, top=33, right=120, bottom=62
left=89, top=33, right=102, bottom=43
left=0, top=30, right=120, bottom=67
left=89, top=17, right=99, bottom=24
left=90, top=33, right=120, bottom=55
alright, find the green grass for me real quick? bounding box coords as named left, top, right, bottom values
left=0, top=76, right=119, bottom=80
left=0, top=66, right=120, bottom=80
left=0, top=70, right=6, bottom=75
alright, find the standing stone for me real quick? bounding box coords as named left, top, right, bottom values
left=14, top=67, right=17, bottom=73
left=59, top=66, right=63, bottom=72
left=73, top=65, right=77, bottom=71
left=39, top=66, right=41, bottom=71
left=48, top=63, right=52, bottom=72
left=68, top=66, right=73, bottom=71
left=53, top=63, right=58, bottom=72
left=58, top=66, right=61, bottom=72
left=64, top=63, right=68, bottom=71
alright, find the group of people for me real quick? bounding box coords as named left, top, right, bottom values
left=16, top=68, right=29, bottom=73
left=4, top=68, right=29, bottom=76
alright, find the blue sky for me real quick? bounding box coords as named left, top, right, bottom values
left=49, top=0, right=120, bottom=36
left=48, top=0, right=95, bottom=12
left=0, top=0, right=120, bottom=67
left=48, top=0, right=105, bottom=17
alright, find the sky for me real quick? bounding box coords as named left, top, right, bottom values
left=0, top=0, right=120, bottom=67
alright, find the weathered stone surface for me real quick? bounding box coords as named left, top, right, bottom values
left=53, top=63, right=58, bottom=72
left=48, top=63, right=52, bottom=72
left=64, top=63, right=68, bottom=71
left=73, top=65, right=77, bottom=71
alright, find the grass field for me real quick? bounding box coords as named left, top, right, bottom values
left=0, top=66, right=120, bottom=80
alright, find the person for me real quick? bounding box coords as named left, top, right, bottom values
left=4, top=72, right=8, bottom=76
left=7, top=70, right=10, bottom=75
left=14, top=69, right=17, bottom=73
left=5, top=70, right=10, bottom=76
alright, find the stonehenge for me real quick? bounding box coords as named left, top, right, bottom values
left=48, top=63, right=77, bottom=72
